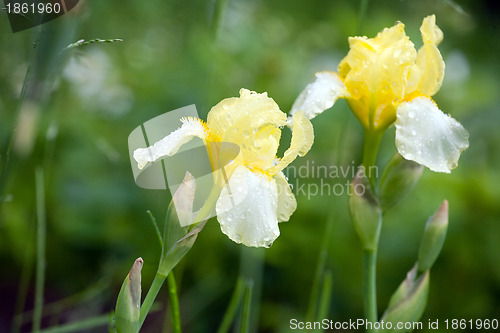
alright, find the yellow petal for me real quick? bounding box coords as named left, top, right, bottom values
left=339, top=23, right=416, bottom=129
left=412, top=15, right=445, bottom=96
left=207, top=89, right=286, bottom=170
left=267, top=110, right=314, bottom=176
left=274, top=171, right=297, bottom=222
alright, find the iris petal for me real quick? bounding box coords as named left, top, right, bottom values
left=216, top=165, right=280, bottom=248
left=133, top=118, right=207, bottom=170
left=274, top=171, right=297, bottom=222
left=268, top=111, right=314, bottom=176
left=414, top=15, right=445, bottom=96
left=289, top=71, right=349, bottom=121
left=395, top=97, right=469, bottom=173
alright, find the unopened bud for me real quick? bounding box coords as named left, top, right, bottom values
left=380, top=265, right=429, bottom=331
left=115, top=258, right=143, bottom=333
left=379, top=152, right=423, bottom=212
left=418, top=200, right=449, bottom=273
left=349, top=167, right=382, bottom=251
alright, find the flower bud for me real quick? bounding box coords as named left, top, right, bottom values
left=380, top=265, right=429, bottom=331
left=115, top=258, right=143, bottom=333
left=159, top=172, right=205, bottom=276
left=379, top=152, right=423, bottom=212
left=417, top=200, right=448, bottom=273
left=349, top=167, right=382, bottom=251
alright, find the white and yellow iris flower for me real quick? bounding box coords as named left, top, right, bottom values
left=290, top=15, right=469, bottom=173
left=134, top=89, right=313, bottom=247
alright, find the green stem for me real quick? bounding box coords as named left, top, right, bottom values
left=216, top=277, right=246, bottom=333
left=362, top=129, right=383, bottom=189
left=167, top=272, right=182, bottom=333
left=0, top=54, right=33, bottom=199
left=239, top=280, right=253, bottom=333
left=357, top=0, right=370, bottom=35
left=211, top=0, right=227, bottom=41
left=307, top=214, right=335, bottom=322
left=33, top=167, right=46, bottom=333
left=139, top=272, right=167, bottom=329
left=316, top=270, right=333, bottom=323
left=363, top=249, right=378, bottom=331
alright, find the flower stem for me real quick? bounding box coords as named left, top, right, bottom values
left=363, top=249, right=378, bottom=331
left=167, top=272, right=182, bottom=333
left=217, top=277, right=246, bottom=333
left=360, top=128, right=383, bottom=331
left=357, top=0, right=370, bottom=35
left=239, top=280, right=253, bottom=333
left=33, top=167, right=46, bottom=333
left=362, top=129, right=383, bottom=189
left=139, top=272, right=167, bottom=329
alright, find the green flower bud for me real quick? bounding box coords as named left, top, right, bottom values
left=418, top=200, right=449, bottom=273
left=379, top=265, right=429, bottom=332
left=349, top=167, right=382, bottom=251
left=115, top=258, right=143, bottom=333
left=159, top=172, right=205, bottom=276
left=379, top=153, right=423, bottom=212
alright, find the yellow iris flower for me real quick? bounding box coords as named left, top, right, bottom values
left=290, top=15, right=468, bottom=173
left=134, top=89, right=313, bottom=247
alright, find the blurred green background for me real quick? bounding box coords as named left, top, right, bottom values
left=1, top=0, right=499, bottom=332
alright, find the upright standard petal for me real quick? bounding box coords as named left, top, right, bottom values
left=216, top=166, right=280, bottom=248
left=395, top=97, right=469, bottom=173
left=413, top=15, right=445, bottom=97
left=207, top=89, right=286, bottom=170
left=289, top=71, right=349, bottom=122
left=268, top=110, right=314, bottom=176
left=133, top=118, right=208, bottom=169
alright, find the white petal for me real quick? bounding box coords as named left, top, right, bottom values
left=274, top=171, right=297, bottom=222
left=133, top=118, right=207, bottom=169
left=395, top=97, right=469, bottom=173
left=216, top=166, right=280, bottom=247
left=289, top=71, right=349, bottom=124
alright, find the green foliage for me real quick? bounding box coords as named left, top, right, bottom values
left=1, top=0, right=499, bottom=332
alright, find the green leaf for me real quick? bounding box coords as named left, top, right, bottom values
left=379, top=153, right=423, bottom=212
left=378, top=265, right=429, bottom=332
left=115, top=258, right=143, bottom=333
left=418, top=200, right=449, bottom=272
left=158, top=220, right=206, bottom=276
left=349, top=166, right=382, bottom=251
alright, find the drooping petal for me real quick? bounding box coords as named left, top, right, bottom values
left=289, top=71, right=349, bottom=122
left=216, top=165, right=280, bottom=248
left=274, top=171, right=297, bottom=222
left=395, top=97, right=469, bottom=173
left=413, top=15, right=445, bottom=96
left=268, top=110, right=314, bottom=176
left=133, top=118, right=208, bottom=169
